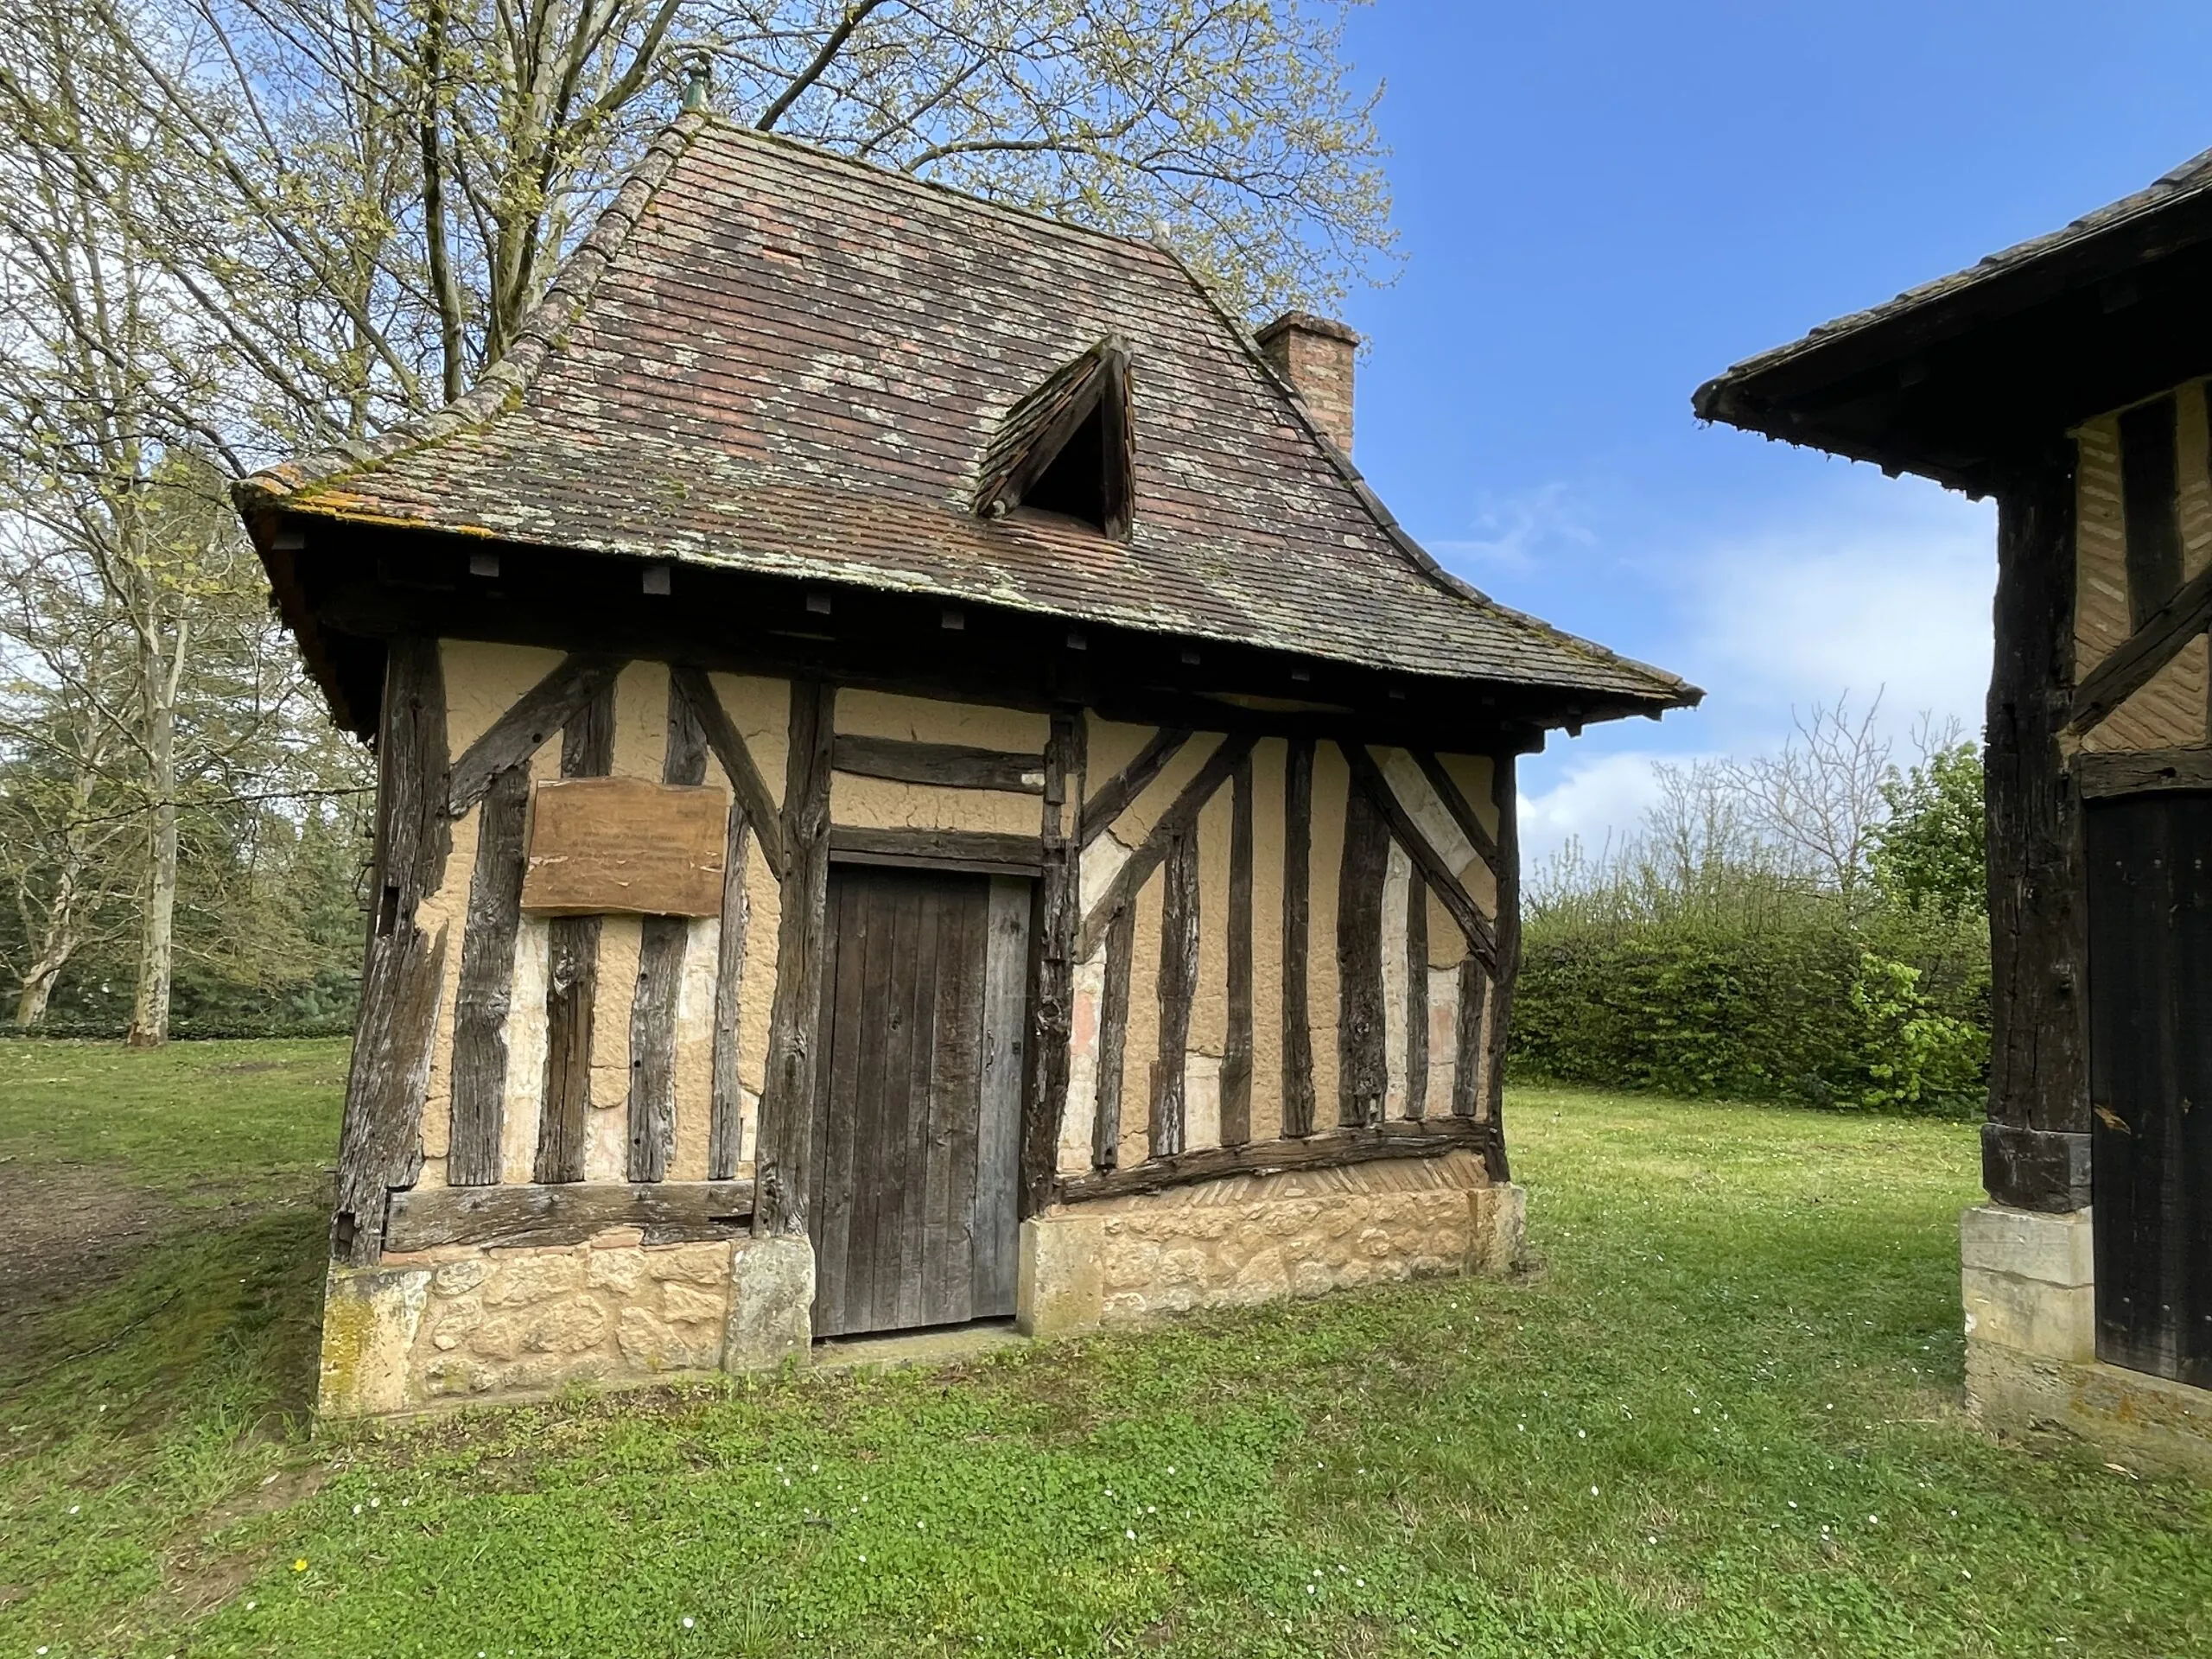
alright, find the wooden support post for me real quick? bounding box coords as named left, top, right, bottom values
left=1336, top=767, right=1390, bottom=1128
left=533, top=682, right=614, bottom=1184
left=626, top=677, right=707, bottom=1183
left=446, top=764, right=529, bottom=1185
left=1481, top=753, right=1520, bottom=1180
left=755, top=678, right=836, bottom=1236
left=1021, top=712, right=1083, bottom=1212
left=1281, top=735, right=1317, bottom=1138
left=332, top=637, right=452, bottom=1263
left=1451, top=957, right=1486, bottom=1119
left=1150, top=828, right=1199, bottom=1160
left=1093, top=904, right=1135, bottom=1170
left=1986, top=455, right=2092, bottom=1210
left=1220, top=748, right=1255, bottom=1147
left=1404, top=870, right=1428, bottom=1118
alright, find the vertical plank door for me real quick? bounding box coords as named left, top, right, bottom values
left=809, top=865, right=1030, bottom=1338
left=2085, top=792, right=2212, bottom=1386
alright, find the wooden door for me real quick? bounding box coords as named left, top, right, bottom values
left=808, top=864, right=1030, bottom=1338
left=2085, top=793, right=2212, bottom=1384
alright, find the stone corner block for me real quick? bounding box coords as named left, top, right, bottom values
left=1017, top=1211, right=1106, bottom=1338
left=1468, top=1182, right=1528, bottom=1277
left=1960, top=1203, right=2094, bottom=1288
left=1962, top=1266, right=2095, bottom=1363
left=722, top=1235, right=814, bottom=1373
left=318, top=1262, right=433, bottom=1419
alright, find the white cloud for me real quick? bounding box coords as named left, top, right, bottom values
left=1676, top=480, right=1994, bottom=744
left=1517, top=748, right=1696, bottom=868
left=1432, top=481, right=1594, bottom=572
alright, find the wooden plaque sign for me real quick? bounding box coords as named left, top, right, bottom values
left=520, top=777, right=729, bottom=917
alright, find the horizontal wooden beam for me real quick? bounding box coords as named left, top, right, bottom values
left=2074, top=746, right=2212, bottom=798
left=831, top=734, right=1046, bottom=793
left=385, top=1179, right=755, bottom=1251
left=828, top=824, right=1045, bottom=876
left=1054, top=1116, right=1495, bottom=1205
left=2068, top=560, right=2212, bottom=735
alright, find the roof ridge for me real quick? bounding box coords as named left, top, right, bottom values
left=1153, top=240, right=1692, bottom=702
left=235, top=111, right=713, bottom=515
left=691, top=117, right=1190, bottom=272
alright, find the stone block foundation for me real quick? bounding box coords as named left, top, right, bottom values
left=1960, top=1204, right=2212, bottom=1478
left=1018, top=1150, right=1522, bottom=1338
left=319, top=1154, right=1527, bottom=1416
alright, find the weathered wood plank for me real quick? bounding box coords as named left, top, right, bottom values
left=625, top=679, right=709, bottom=1184
left=832, top=733, right=1046, bottom=793
left=1344, top=742, right=1498, bottom=972
left=386, top=1179, right=754, bottom=1252
left=1404, top=869, right=1429, bottom=1119
left=1281, top=735, right=1317, bottom=1139
left=922, top=883, right=983, bottom=1325
left=447, top=653, right=625, bottom=817
left=1021, top=711, right=1083, bottom=1214
left=1079, top=726, right=1192, bottom=847
left=2075, top=747, right=2212, bottom=798
left=1336, top=772, right=1390, bottom=1128
left=1057, top=1115, right=1494, bottom=1205
left=977, top=876, right=1030, bottom=1312
left=2120, top=394, right=2183, bottom=628
left=521, top=777, right=728, bottom=917
left=1150, top=828, right=1200, bottom=1160
left=534, top=681, right=615, bottom=1185
left=447, top=764, right=529, bottom=1185
left=828, top=824, right=1044, bottom=874
left=1990, top=459, right=2094, bottom=1192
left=755, top=677, right=836, bottom=1237
left=706, top=807, right=753, bottom=1180
left=1412, top=749, right=1502, bottom=876
left=1221, top=748, right=1255, bottom=1147
left=671, top=664, right=785, bottom=875
left=333, top=636, right=453, bottom=1263
left=1092, top=903, right=1136, bottom=1170
left=1452, top=957, right=1486, bottom=1118
left=1076, top=734, right=1255, bottom=958
left=1481, top=752, right=1520, bottom=1180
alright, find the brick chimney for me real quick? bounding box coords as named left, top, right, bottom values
left=1255, top=311, right=1359, bottom=455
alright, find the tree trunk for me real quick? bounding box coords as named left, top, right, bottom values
left=125, top=626, right=180, bottom=1047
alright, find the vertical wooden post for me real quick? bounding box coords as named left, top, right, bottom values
left=533, top=683, right=614, bottom=1183
left=1985, top=453, right=2093, bottom=1211
left=1021, top=711, right=1083, bottom=1212
left=1335, top=773, right=1389, bottom=1128
left=1404, top=870, right=1428, bottom=1118
left=332, top=638, right=452, bottom=1263
left=446, top=763, right=528, bottom=1185
left=1220, top=748, right=1255, bottom=1147
left=627, top=677, right=708, bottom=1183
left=755, top=678, right=836, bottom=1237
left=1150, top=828, right=1200, bottom=1159
left=1281, top=735, right=1316, bottom=1137
left=1092, top=905, right=1135, bottom=1170
left=1482, top=752, right=1521, bottom=1181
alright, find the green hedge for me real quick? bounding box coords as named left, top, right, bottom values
left=1510, top=917, right=1986, bottom=1116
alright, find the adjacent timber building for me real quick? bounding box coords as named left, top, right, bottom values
left=1700, top=153, right=2212, bottom=1474
left=240, top=113, right=1694, bottom=1415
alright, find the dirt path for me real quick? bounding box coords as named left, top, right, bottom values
left=0, top=1158, right=183, bottom=1331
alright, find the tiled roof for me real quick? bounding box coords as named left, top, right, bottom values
left=240, top=115, right=1692, bottom=710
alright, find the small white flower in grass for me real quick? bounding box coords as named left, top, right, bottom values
left=1589, top=1486, right=1599, bottom=1497
left=1867, top=1515, right=1878, bottom=1525
left=1787, top=1502, right=1797, bottom=1510
left=1356, top=1579, right=1364, bottom=1588
left=1166, top=1465, right=1174, bottom=1475
left=67, top=1505, right=78, bottom=1516
left=1961, top=1570, right=1971, bottom=1580
left=1577, top=1429, right=1586, bottom=1440
left=1125, top=1529, right=1135, bottom=1541
left=858, top=1554, right=866, bottom=1564
left=917, top=1521, right=925, bottom=1530
left=245, top=1602, right=256, bottom=1611
left=1647, top=1535, right=1657, bottom=1546
left=370, top=1497, right=379, bottom=1508
left=682, top=1617, right=696, bottom=1630
left=353, top=1503, right=363, bottom=1516
left=1305, top=1585, right=1315, bottom=1596
left=1146, top=1505, right=1155, bottom=1515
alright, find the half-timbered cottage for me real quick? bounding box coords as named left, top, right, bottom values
left=240, top=111, right=1694, bottom=1417
left=1699, top=152, right=2212, bottom=1473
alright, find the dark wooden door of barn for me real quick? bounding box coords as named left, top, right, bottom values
left=808, top=864, right=1030, bottom=1338
left=2085, top=793, right=2212, bottom=1385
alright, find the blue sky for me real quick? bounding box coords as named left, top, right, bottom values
left=1334, top=2, right=2212, bottom=860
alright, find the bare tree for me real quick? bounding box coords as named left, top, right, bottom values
left=1720, top=693, right=1894, bottom=904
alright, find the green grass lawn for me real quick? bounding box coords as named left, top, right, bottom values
left=2, top=1041, right=2206, bottom=1657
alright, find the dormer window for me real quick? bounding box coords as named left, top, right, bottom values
left=976, top=339, right=1133, bottom=539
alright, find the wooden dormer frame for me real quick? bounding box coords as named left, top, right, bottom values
left=975, top=338, right=1133, bottom=540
